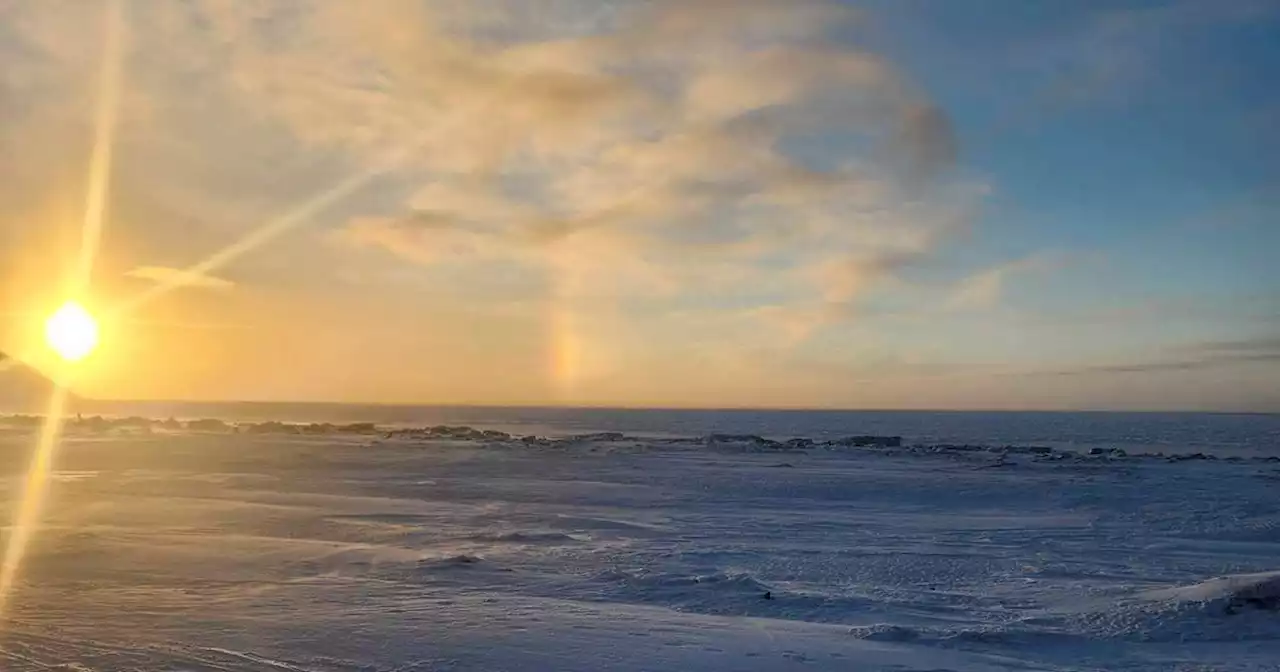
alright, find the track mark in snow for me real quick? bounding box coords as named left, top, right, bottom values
left=201, top=647, right=321, bottom=672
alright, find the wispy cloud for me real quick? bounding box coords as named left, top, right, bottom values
left=1177, top=336, right=1280, bottom=359
left=124, top=266, right=233, bottom=291
left=948, top=253, right=1069, bottom=312
left=1047, top=334, right=1280, bottom=377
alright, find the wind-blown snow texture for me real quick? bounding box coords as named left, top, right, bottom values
left=0, top=419, right=1278, bottom=671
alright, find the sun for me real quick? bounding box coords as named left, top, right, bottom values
left=45, top=301, right=100, bottom=363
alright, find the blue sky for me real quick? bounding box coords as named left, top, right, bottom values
left=858, top=0, right=1280, bottom=362
left=871, top=0, right=1280, bottom=302
left=0, top=0, right=1276, bottom=410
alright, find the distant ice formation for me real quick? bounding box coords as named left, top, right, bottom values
left=6, top=415, right=1278, bottom=472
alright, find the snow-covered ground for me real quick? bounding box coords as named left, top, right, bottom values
left=0, top=429, right=1278, bottom=670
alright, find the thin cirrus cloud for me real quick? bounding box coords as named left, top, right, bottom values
left=1047, top=335, right=1280, bottom=377
left=124, top=266, right=233, bottom=291
left=948, top=253, right=1072, bottom=312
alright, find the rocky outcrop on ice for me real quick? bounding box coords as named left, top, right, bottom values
left=831, top=435, right=903, bottom=448
left=5, top=414, right=1276, bottom=470
left=387, top=425, right=513, bottom=441
left=243, top=420, right=379, bottom=435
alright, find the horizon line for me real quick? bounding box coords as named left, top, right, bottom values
left=65, top=398, right=1280, bottom=416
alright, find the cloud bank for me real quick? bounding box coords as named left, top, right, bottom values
left=181, top=0, right=975, bottom=321
left=23, top=0, right=1273, bottom=410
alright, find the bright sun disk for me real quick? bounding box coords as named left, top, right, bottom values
left=45, top=302, right=100, bottom=363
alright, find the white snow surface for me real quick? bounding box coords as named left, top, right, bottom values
left=0, top=430, right=1278, bottom=671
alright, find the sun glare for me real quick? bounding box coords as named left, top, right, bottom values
left=45, top=301, right=100, bottom=363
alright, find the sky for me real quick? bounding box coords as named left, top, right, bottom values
left=0, top=0, right=1277, bottom=411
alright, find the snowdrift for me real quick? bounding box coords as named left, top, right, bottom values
left=1142, top=571, right=1280, bottom=614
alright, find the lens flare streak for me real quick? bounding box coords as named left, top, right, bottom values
left=118, top=141, right=425, bottom=314
left=73, top=0, right=125, bottom=295
left=0, top=0, right=125, bottom=625
left=0, top=386, right=71, bottom=618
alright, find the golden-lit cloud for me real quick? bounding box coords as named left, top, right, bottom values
left=204, top=0, right=971, bottom=308
left=152, top=0, right=979, bottom=401
left=0, top=0, right=1273, bottom=412
left=0, top=0, right=987, bottom=406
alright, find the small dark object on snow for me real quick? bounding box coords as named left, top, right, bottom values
left=1225, top=594, right=1280, bottom=615
left=762, top=591, right=773, bottom=600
